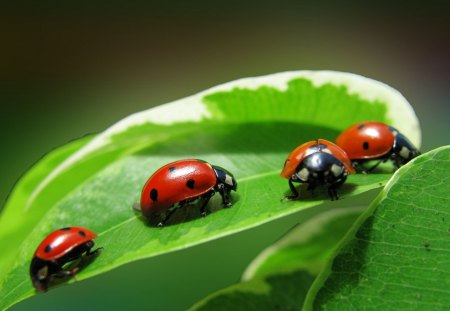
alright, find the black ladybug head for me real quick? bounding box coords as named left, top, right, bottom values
left=392, top=133, right=420, bottom=162
left=30, top=257, right=51, bottom=292
left=212, top=165, right=237, bottom=191
left=297, top=152, right=345, bottom=185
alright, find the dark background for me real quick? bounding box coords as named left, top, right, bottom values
left=2, top=1, right=449, bottom=310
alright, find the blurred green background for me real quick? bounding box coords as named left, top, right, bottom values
left=1, top=1, right=449, bottom=310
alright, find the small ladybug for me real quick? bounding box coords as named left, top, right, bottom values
left=138, top=159, right=237, bottom=226
left=280, top=139, right=355, bottom=200
left=30, top=226, right=101, bottom=292
left=336, top=121, right=420, bottom=172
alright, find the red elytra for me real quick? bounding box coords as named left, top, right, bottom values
left=140, top=159, right=218, bottom=216
left=34, top=227, right=97, bottom=261
left=336, top=121, right=396, bottom=160
left=280, top=139, right=355, bottom=179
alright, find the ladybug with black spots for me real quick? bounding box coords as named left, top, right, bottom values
left=30, top=226, right=102, bottom=292
left=280, top=139, right=355, bottom=200
left=336, top=121, right=420, bottom=172
left=138, top=159, right=237, bottom=226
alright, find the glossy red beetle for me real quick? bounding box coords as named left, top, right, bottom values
left=281, top=139, right=355, bottom=200
left=30, top=226, right=101, bottom=292
left=138, top=159, right=237, bottom=226
left=336, top=121, right=420, bottom=172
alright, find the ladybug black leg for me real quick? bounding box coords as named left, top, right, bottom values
left=391, top=156, right=404, bottom=170
left=328, top=187, right=338, bottom=201
left=362, top=159, right=386, bottom=174
left=284, top=178, right=299, bottom=200
left=354, top=161, right=368, bottom=174
left=86, top=245, right=103, bottom=257
left=327, top=176, right=347, bottom=201
left=217, top=184, right=232, bottom=207
left=199, top=190, right=216, bottom=216
left=158, top=206, right=178, bottom=227
left=53, top=266, right=79, bottom=279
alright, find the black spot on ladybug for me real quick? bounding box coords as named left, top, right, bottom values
left=78, top=231, right=86, bottom=237
left=44, top=245, right=52, bottom=253
left=363, top=142, right=369, bottom=150
left=150, top=189, right=158, bottom=202
left=168, top=167, right=176, bottom=172
left=60, top=227, right=71, bottom=231
left=186, top=179, right=195, bottom=189
left=357, top=124, right=366, bottom=130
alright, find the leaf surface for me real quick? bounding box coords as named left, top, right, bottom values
left=304, top=146, right=450, bottom=311
left=242, top=207, right=364, bottom=281
left=0, top=71, right=419, bottom=310
left=189, top=208, right=363, bottom=310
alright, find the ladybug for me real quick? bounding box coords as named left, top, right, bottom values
left=336, top=121, right=420, bottom=172
left=280, top=139, right=355, bottom=200
left=138, top=159, right=237, bottom=226
left=30, top=226, right=101, bottom=292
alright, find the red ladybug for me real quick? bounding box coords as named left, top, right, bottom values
left=30, top=226, right=101, bottom=292
left=280, top=139, right=355, bottom=200
left=336, top=121, right=420, bottom=172
left=139, top=159, right=237, bottom=226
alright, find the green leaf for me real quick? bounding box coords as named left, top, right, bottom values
left=0, top=136, right=93, bottom=276
left=189, top=208, right=363, bottom=311
left=242, top=207, right=364, bottom=281
left=304, top=146, right=450, bottom=311
left=0, top=71, right=420, bottom=310
left=189, top=270, right=316, bottom=311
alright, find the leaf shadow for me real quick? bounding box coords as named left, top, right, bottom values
left=137, top=193, right=242, bottom=228
left=133, top=122, right=340, bottom=156
left=281, top=182, right=358, bottom=202
left=190, top=269, right=316, bottom=310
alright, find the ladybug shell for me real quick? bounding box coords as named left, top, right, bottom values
left=34, top=227, right=97, bottom=261
left=336, top=122, right=395, bottom=160
left=280, top=139, right=355, bottom=179
left=140, top=159, right=217, bottom=216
